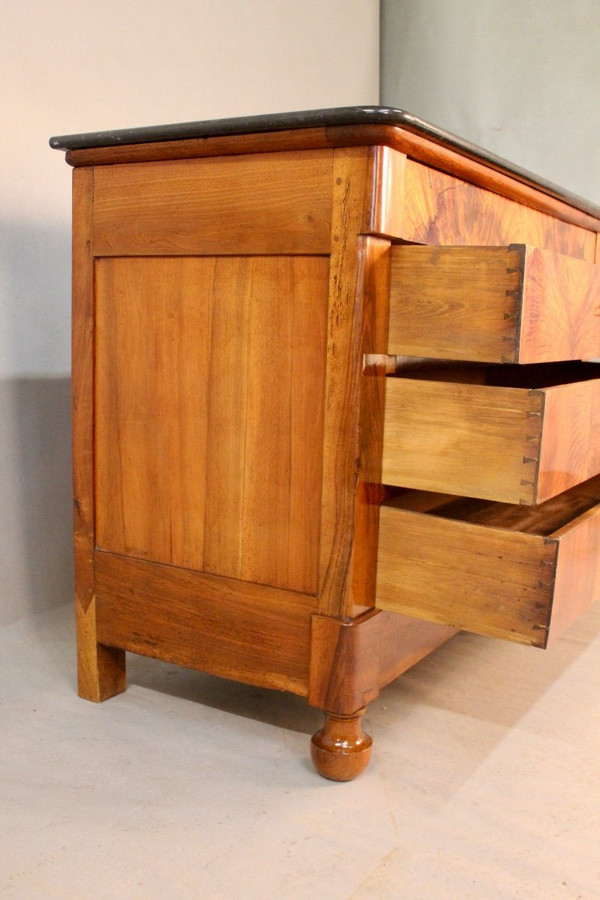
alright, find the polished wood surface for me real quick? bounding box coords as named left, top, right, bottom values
left=95, top=551, right=315, bottom=695
left=389, top=244, right=524, bottom=363
left=63, top=112, right=600, bottom=780
left=402, top=161, right=597, bottom=259
left=318, top=149, right=387, bottom=617
left=368, top=146, right=405, bottom=237
left=311, top=710, right=372, bottom=782
left=377, top=476, right=600, bottom=648
left=92, top=151, right=333, bottom=256
left=64, top=122, right=600, bottom=233
left=308, top=609, right=457, bottom=713
left=72, top=167, right=126, bottom=701
left=95, top=255, right=327, bottom=594
left=382, top=363, right=600, bottom=505
left=388, top=244, right=600, bottom=363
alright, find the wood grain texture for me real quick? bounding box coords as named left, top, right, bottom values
left=308, top=609, right=457, bottom=712
left=311, top=711, right=372, bottom=781
left=537, top=379, right=600, bottom=502
left=65, top=127, right=334, bottom=167
left=402, top=161, right=597, bottom=259
left=318, top=150, right=392, bottom=617
left=377, top=476, right=600, bottom=647
left=377, top=501, right=558, bottom=646
left=388, top=244, right=600, bottom=364
left=550, top=503, right=600, bottom=644
left=367, top=146, right=405, bottom=237
left=65, top=123, right=600, bottom=234
left=383, top=366, right=600, bottom=504
left=519, top=246, right=600, bottom=362
left=324, top=125, right=600, bottom=234
left=72, top=167, right=95, bottom=617
left=382, top=377, right=544, bottom=504
left=95, top=255, right=327, bottom=595
left=388, top=244, right=526, bottom=363
left=76, top=596, right=126, bottom=702
left=94, top=551, right=315, bottom=695
left=72, top=166, right=126, bottom=700
left=346, top=238, right=392, bottom=617
left=92, top=151, right=333, bottom=256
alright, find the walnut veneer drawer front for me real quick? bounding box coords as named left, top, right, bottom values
left=376, top=476, right=600, bottom=648
left=388, top=244, right=600, bottom=364
left=382, top=361, right=600, bottom=505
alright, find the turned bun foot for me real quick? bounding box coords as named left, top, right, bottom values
left=310, top=709, right=373, bottom=781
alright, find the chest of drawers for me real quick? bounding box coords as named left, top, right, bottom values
left=51, top=107, right=600, bottom=780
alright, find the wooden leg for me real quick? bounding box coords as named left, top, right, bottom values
left=310, top=708, right=373, bottom=781
left=76, top=597, right=126, bottom=702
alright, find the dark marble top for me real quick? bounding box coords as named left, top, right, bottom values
left=49, top=106, right=600, bottom=218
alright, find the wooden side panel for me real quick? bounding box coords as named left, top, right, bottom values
left=550, top=506, right=600, bottom=644
left=388, top=244, right=525, bottom=363
left=72, top=167, right=126, bottom=701
left=94, top=552, right=315, bottom=695
left=92, top=151, right=333, bottom=255
left=382, top=379, right=543, bottom=504
left=519, top=247, right=600, bottom=362
left=402, top=161, right=597, bottom=260
left=95, top=255, right=328, bottom=595
left=537, top=379, right=600, bottom=502
left=376, top=506, right=558, bottom=647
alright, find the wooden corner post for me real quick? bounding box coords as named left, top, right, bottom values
left=72, top=166, right=126, bottom=701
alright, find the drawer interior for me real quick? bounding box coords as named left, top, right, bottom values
left=387, top=358, right=600, bottom=388
left=385, top=475, right=600, bottom=537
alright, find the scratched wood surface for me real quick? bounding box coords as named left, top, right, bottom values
left=95, top=254, right=328, bottom=595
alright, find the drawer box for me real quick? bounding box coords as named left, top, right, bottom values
left=376, top=476, right=600, bottom=647
left=388, top=244, right=600, bottom=364
left=382, top=361, right=600, bottom=505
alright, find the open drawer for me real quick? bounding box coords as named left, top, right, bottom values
left=388, top=244, right=600, bottom=364
left=376, top=476, right=600, bottom=648
left=382, top=360, right=600, bottom=505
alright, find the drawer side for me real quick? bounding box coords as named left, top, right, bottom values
left=376, top=505, right=558, bottom=646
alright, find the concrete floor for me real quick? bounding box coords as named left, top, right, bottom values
left=2, top=600, right=599, bottom=899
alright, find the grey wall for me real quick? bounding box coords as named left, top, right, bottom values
left=1, top=0, right=379, bottom=626
left=381, top=0, right=600, bottom=206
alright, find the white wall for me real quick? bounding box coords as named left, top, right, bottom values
left=0, top=0, right=379, bottom=625
left=381, top=0, right=600, bottom=207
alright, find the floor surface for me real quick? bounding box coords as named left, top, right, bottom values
left=2, top=601, right=599, bottom=899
